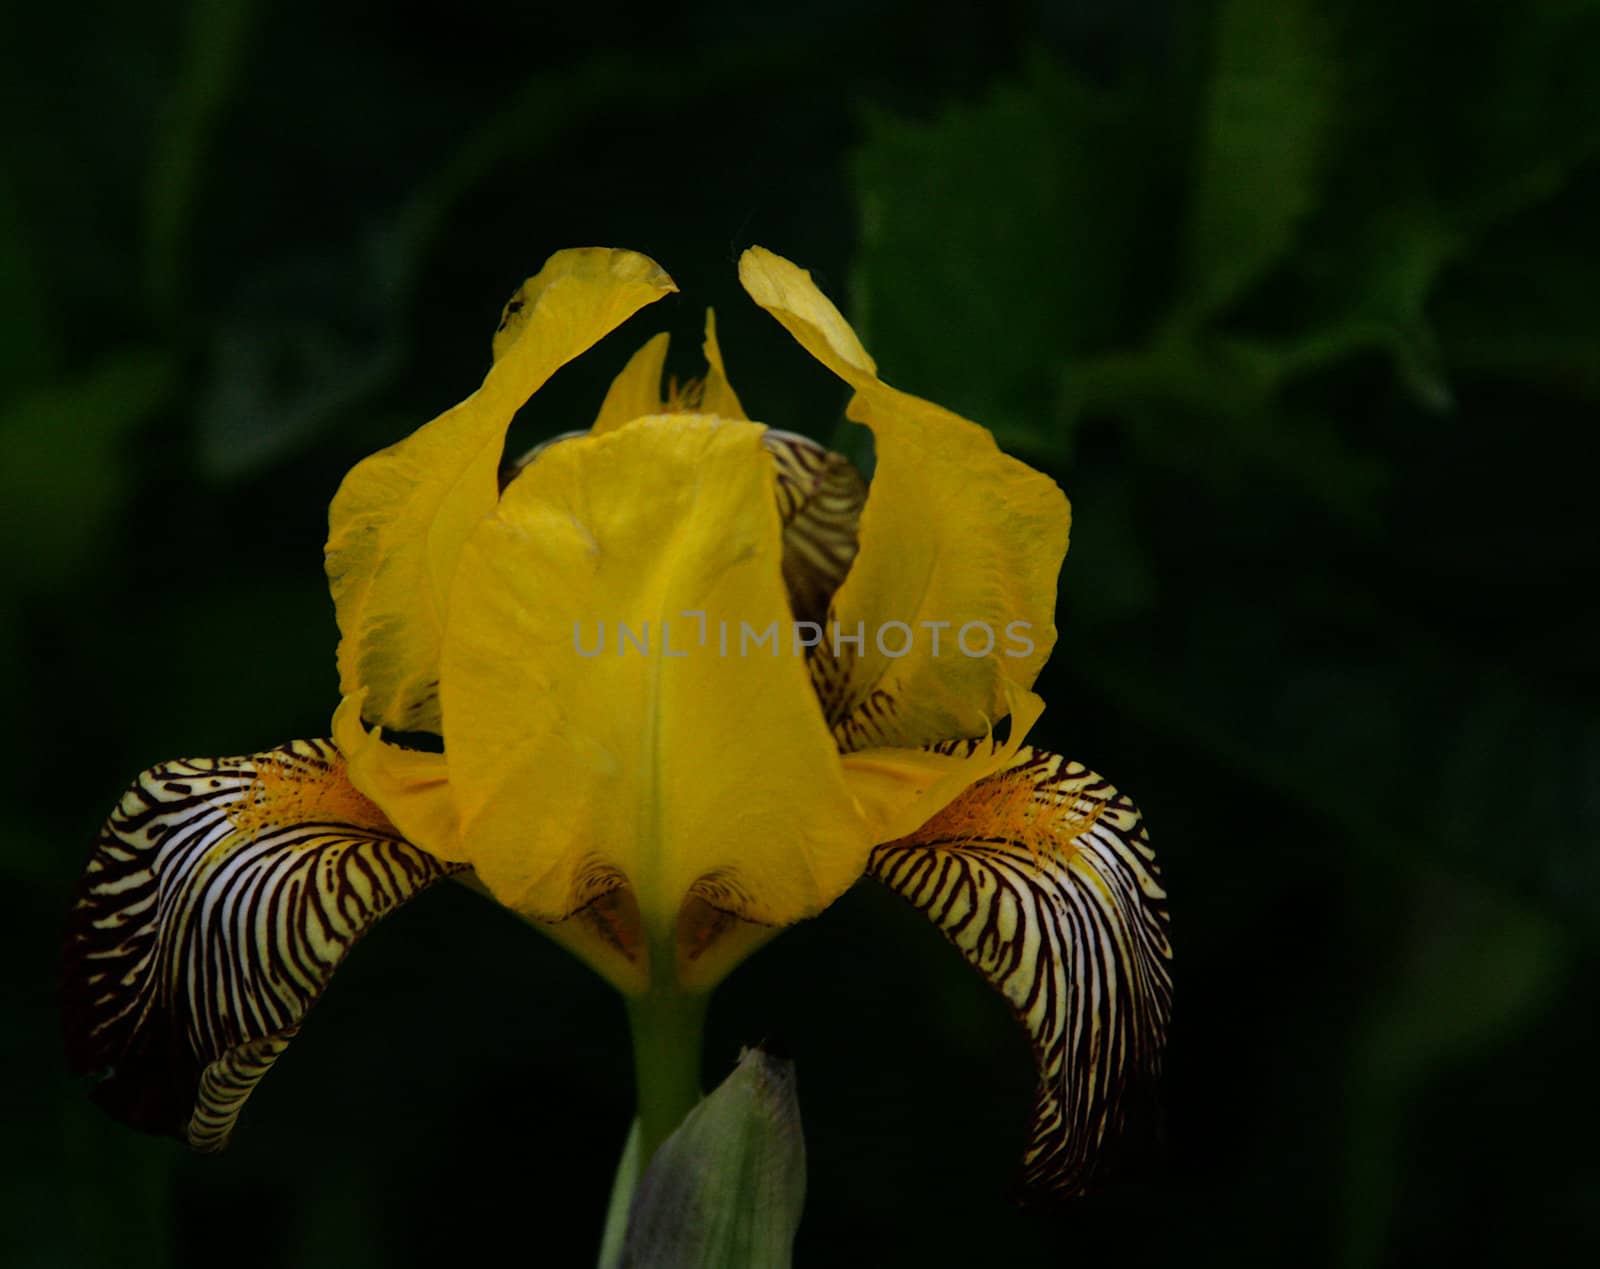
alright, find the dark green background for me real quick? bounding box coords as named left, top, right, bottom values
left=4, top=1, right=1597, bottom=1264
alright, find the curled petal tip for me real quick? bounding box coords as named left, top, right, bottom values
left=737, top=246, right=877, bottom=378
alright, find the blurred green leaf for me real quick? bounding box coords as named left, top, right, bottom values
left=145, top=0, right=258, bottom=321
left=1184, top=0, right=1334, bottom=316
left=1060, top=471, right=1159, bottom=626
left=1341, top=876, right=1568, bottom=1268
left=1363, top=882, right=1566, bottom=1087
left=1281, top=0, right=1600, bottom=403
left=0, top=349, right=173, bottom=590
left=1433, top=169, right=1600, bottom=398
left=0, top=174, right=55, bottom=394
left=1060, top=327, right=1390, bottom=523
left=851, top=56, right=1167, bottom=455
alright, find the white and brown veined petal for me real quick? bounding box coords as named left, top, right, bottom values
left=61, top=739, right=462, bottom=1150
left=866, top=747, right=1172, bottom=1198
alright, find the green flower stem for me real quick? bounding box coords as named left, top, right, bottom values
left=626, top=987, right=708, bottom=1162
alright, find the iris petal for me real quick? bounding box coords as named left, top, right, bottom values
left=592, top=330, right=672, bottom=434
left=739, top=247, right=1069, bottom=752
left=867, top=746, right=1171, bottom=1197
left=326, top=248, right=675, bottom=739
left=61, top=739, right=460, bottom=1150
left=841, top=683, right=1044, bottom=845
left=591, top=308, right=748, bottom=437
left=438, top=414, right=870, bottom=940
left=696, top=309, right=747, bottom=419
left=331, top=693, right=459, bottom=854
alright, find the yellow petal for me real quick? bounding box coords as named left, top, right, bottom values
left=739, top=247, right=1069, bottom=752
left=737, top=249, right=876, bottom=377
left=697, top=309, right=747, bottom=419
left=331, top=693, right=460, bottom=858
left=437, top=414, right=870, bottom=936
left=592, top=310, right=746, bottom=436
left=840, top=685, right=1044, bottom=844
left=327, top=248, right=676, bottom=737
left=592, top=330, right=671, bottom=434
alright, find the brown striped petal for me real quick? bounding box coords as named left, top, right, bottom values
left=762, top=429, right=866, bottom=633
left=61, top=739, right=463, bottom=1151
left=866, top=747, right=1172, bottom=1197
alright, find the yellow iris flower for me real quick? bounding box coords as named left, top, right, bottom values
left=63, top=247, right=1171, bottom=1199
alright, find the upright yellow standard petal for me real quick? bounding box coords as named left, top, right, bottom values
left=591, top=331, right=672, bottom=434
left=326, top=248, right=676, bottom=736
left=739, top=247, right=1069, bottom=753
left=438, top=414, right=869, bottom=939
left=696, top=309, right=747, bottom=419
left=590, top=309, right=747, bottom=436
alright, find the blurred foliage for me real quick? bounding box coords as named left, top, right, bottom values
left=3, top=0, right=1596, bottom=1266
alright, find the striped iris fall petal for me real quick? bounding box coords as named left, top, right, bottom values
left=61, top=739, right=461, bottom=1150
left=866, top=746, right=1172, bottom=1198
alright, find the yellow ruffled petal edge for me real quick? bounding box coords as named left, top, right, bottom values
left=327, top=248, right=676, bottom=738
left=738, top=247, right=1069, bottom=754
